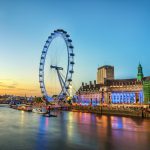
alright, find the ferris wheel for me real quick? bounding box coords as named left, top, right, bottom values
left=39, top=29, right=75, bottom=101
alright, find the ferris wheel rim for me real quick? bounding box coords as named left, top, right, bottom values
left=39, top=29, right=75, bottom=100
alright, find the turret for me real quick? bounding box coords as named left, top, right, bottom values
left=137, top=63, right=144, bottom=81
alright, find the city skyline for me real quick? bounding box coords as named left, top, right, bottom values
left=0, top=0, right=150, bottom=96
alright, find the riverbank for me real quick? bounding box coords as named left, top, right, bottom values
left=6, top=103, right=150, bottom=118
left=0, top=104, right=9, bottom=107
left=71, top=105, right=150, bottom=118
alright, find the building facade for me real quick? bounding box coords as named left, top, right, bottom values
left=143, top=79, right=150, bottom=104
left=97, top=65, right=114, bottom=84
left=77, top=64, right=150, bottom=105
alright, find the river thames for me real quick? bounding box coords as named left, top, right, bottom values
left=0, top=105, right=149, bottom=150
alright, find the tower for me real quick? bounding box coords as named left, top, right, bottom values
left=137, top=63, right=144, bottom=81
left=97, top=65, right=114, bottom=84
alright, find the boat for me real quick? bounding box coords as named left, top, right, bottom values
left=10, top=104, right=18, bottom=109
left=43, top=113, right=57, bottom=117
left=32, top=107, right=47, bottom=114
left=17, top=104, right=32, bottom=112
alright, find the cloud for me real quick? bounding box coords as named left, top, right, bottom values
left=0, top=79, right=39, bottom=96
left=16, top=88, right=38, bottom=92
left=0, top=84, right=16, bottom=89
left=0, top=79, right=18, bottom=89
left=0, top=83, right=37, bottom=91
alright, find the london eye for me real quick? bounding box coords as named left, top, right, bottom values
left=39, top=29, right=75, bottom=101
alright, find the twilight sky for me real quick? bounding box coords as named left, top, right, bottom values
left=0, top=0, right=150, bottom=96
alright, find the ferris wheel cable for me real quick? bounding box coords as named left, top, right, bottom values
left=50, top=54, right=67, bottom=72
left=50, top=49, right=58, bottom=66
left=50, top=37, right=67, bottom=67
left=49, top=70, right=55, bottom=95
left=71, top=80, right=78, bottom=90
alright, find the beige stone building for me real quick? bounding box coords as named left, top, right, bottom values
left=76, top=64, right=149, bottom=105
left=97, top=65, right=114, bottom=84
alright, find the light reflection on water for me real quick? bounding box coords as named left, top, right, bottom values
left=0, top=106, right=150, bottom=150
left=20, top=111, right=25, bottom=126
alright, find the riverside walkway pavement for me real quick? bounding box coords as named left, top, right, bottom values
left=71, top=104, right=150, bottom=118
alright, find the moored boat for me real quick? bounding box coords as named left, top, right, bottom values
left=17, top=104, right=32, bottom=111
left=32, top=107, right=47, bottom=114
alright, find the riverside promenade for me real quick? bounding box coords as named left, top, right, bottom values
left=71, top=104, right=150, bottom=118
left=2, top=99, right=150, bottom=118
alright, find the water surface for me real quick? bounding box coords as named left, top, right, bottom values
left=0, top=105, right=149, bottom=150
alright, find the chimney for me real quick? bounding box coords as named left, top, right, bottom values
left=82, top=82, right=84, bottom=87
left=89, top=81, right=92, bottom=87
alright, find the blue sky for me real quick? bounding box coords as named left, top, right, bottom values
left=0, top=0, right=150, bottom=96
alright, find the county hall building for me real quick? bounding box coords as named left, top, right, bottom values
left=76, top=64, right=150, bottom=105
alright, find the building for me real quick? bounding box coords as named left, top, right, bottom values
left=76, top=64, right=150, bottom=105
left=143, top=79, right=150, bottom=104
left=97, top=65, right=114, bottom=84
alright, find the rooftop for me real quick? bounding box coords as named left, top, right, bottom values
left=98, top=65, right=114, bottom=70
